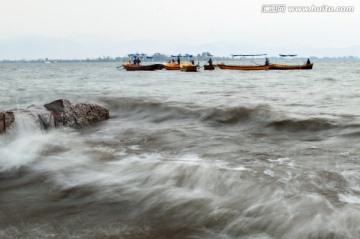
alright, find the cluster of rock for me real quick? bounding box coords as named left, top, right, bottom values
left=0, top=99, right=110, bottom=134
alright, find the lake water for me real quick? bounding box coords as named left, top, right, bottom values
left=1, top=61, right=360, bottom=238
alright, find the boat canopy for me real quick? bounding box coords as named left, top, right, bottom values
left=279, top=54, right=298, bottom=57
left=128, top=53, right=147, bottom=58
left=232, top=54, right=267, bottom=57
left=170, top=54, right=193, bottom=58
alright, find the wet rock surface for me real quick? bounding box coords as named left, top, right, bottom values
left=44, top=99, right=110, bottom=127
left=0, top=111, right=15, bottom=133
left=0, top=99, right=109, bottom=134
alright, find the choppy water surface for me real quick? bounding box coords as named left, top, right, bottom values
left=0, top=62, right=360, bottom=238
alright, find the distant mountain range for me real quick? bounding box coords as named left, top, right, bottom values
left=1, top=36, right=359, bottom=60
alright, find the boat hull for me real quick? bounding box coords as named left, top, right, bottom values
left=163, top=63, right=180, bottom=70
left=122, top=64, right=163, bottom=71
left=204, top=65, right=215, bottom=70
left=153, top=64, right=165, bottom=70
left=180, top=65, right=198, bottom=72
left=269, top=63, right=313, bottom=70
left=217, top=64, right=270, bottom=71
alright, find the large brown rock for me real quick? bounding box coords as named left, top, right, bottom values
left=0, top=99, right=109, bottom=134
left=0, top=111, right=15, bottom=133
left=44, top=99, right=110, bottom=127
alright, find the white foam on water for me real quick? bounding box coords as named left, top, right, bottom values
left=0, top=126, right=94, bottom=174
left=267, top=157, right=295, bottom=168
left=178, top=153, right=202, bottom=162
left=128, top=145, right=140, bottom=150
left=278, top=171, right=293, bottom=183
left=264, top=169, right=274, bottom=177
left=12, top=111, right=42, bottom=134
left=0, top=132, right=49, bottom=172
left=166, top=153, right=203, bottom=166
left=338, top=193, right=360, bottom=204
left=214, top=160, right=248, bottom=172
left=115, top=149, right=127, bottom=156
left=340, top=170, right=360, bottom=192
left=108, top=153, right=163, bottom=166
left=232, top=166, right=248, bottom=171
left=339, top=152, right=350, bottom=156
left=268, top=157, right=291, bottom=165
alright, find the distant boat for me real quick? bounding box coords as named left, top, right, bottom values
left=203, top=53, right=215, bottom=70
left=268, top=54, right=313, bottom=70
left=163, top=62, right=181, bottom=70
left=203, top=65, right=215, bottom=70
left=217, top=64, right=270, bottom=71
left=122, top=63, right=163, bottom=71
left=180, top=63, right=198, bottom=72
left=121, top=53, right=164, bottom=71
left=268, top=63, right=313, bottom=70
left=163, top=54, right=193, bottom=70
left=217, top=54, right=270, bottom=71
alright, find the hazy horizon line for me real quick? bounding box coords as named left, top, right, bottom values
left=1, top=35, right=360, bottom=60
left=0, top=53, right=360, bottom=63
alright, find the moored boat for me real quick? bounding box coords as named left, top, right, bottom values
left=163, top=62, right=181, bottom=70
left=217, top=63, right=270, bottom=71
left=163, top=54, right=195, bottom=70
left=180, top=63, right=198, bottom=72
left=217, top=54, right=270, bottom=71
left=120, top=53, right=164, bottom=71
left=203, top=65, right=215, bottom=70
left=268, top=63, right=313, bottom=70
left=204, top=53, right=215, bottom=70
left=117, top=53, right=164, bottom=71
left=268, top=54, right=313, bottom=70
left=153, top=64, right=165, bottom=70
left=122, top=63, right=163, bottom=71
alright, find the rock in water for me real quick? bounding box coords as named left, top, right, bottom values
left=0, top=111, right=15, bottom=133
left=44, top=99, right=110, bottom=127
left=74, top=103, right=110, bottom=126
left=0, top=99, right=110, bottom=134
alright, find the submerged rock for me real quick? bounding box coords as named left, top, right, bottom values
left=0, top=99, right=109, bottom=134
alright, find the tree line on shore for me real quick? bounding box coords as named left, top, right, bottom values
left=0, top=52, right=358, bottom=63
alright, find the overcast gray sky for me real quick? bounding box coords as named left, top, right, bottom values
left=0, top=0, right=359, bottom=58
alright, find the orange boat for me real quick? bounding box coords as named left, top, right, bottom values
left=217, top=54, right=270, bottom=70
left=269, top=54, right=313, bottom=70
left=217, top=63, right=270, bottom=71
left=163, top=54, right=195, bottom=70
left=163, top=62, right=181, bottom=70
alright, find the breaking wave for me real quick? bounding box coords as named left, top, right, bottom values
left=99, top=97, right=355, bottom=133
